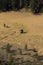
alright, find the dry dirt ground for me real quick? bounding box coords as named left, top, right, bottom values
left=0, top=11, right=43, bottom=55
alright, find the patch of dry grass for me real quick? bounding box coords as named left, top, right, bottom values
left=0, top=11, right=43, bottom=55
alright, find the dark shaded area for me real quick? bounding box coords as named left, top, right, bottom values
left=5, top=3, right=12, bottom=11
left=34, top=2, right=43, bottom=14
left=15, top=0, right=20, bottom=10
left=0, top=0, right=43, bottom=14
left=30, top=0, right=43, bottom=14
left=0, top=0, right=42, bottom=14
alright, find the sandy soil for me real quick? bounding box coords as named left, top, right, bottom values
left=0, top=11, right=43, bottom=55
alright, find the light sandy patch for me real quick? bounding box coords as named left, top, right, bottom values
left=0, top=11, right=43, bottom=55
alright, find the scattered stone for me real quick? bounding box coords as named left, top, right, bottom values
left=3, top=24, right=10, bottom=28
left=20, top=29, right=27, bottom=34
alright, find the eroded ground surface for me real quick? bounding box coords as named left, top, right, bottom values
left=0, top=11, right=43, bottom=55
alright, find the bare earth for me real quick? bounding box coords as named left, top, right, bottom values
left=0, top=11, right=43, bottom=55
